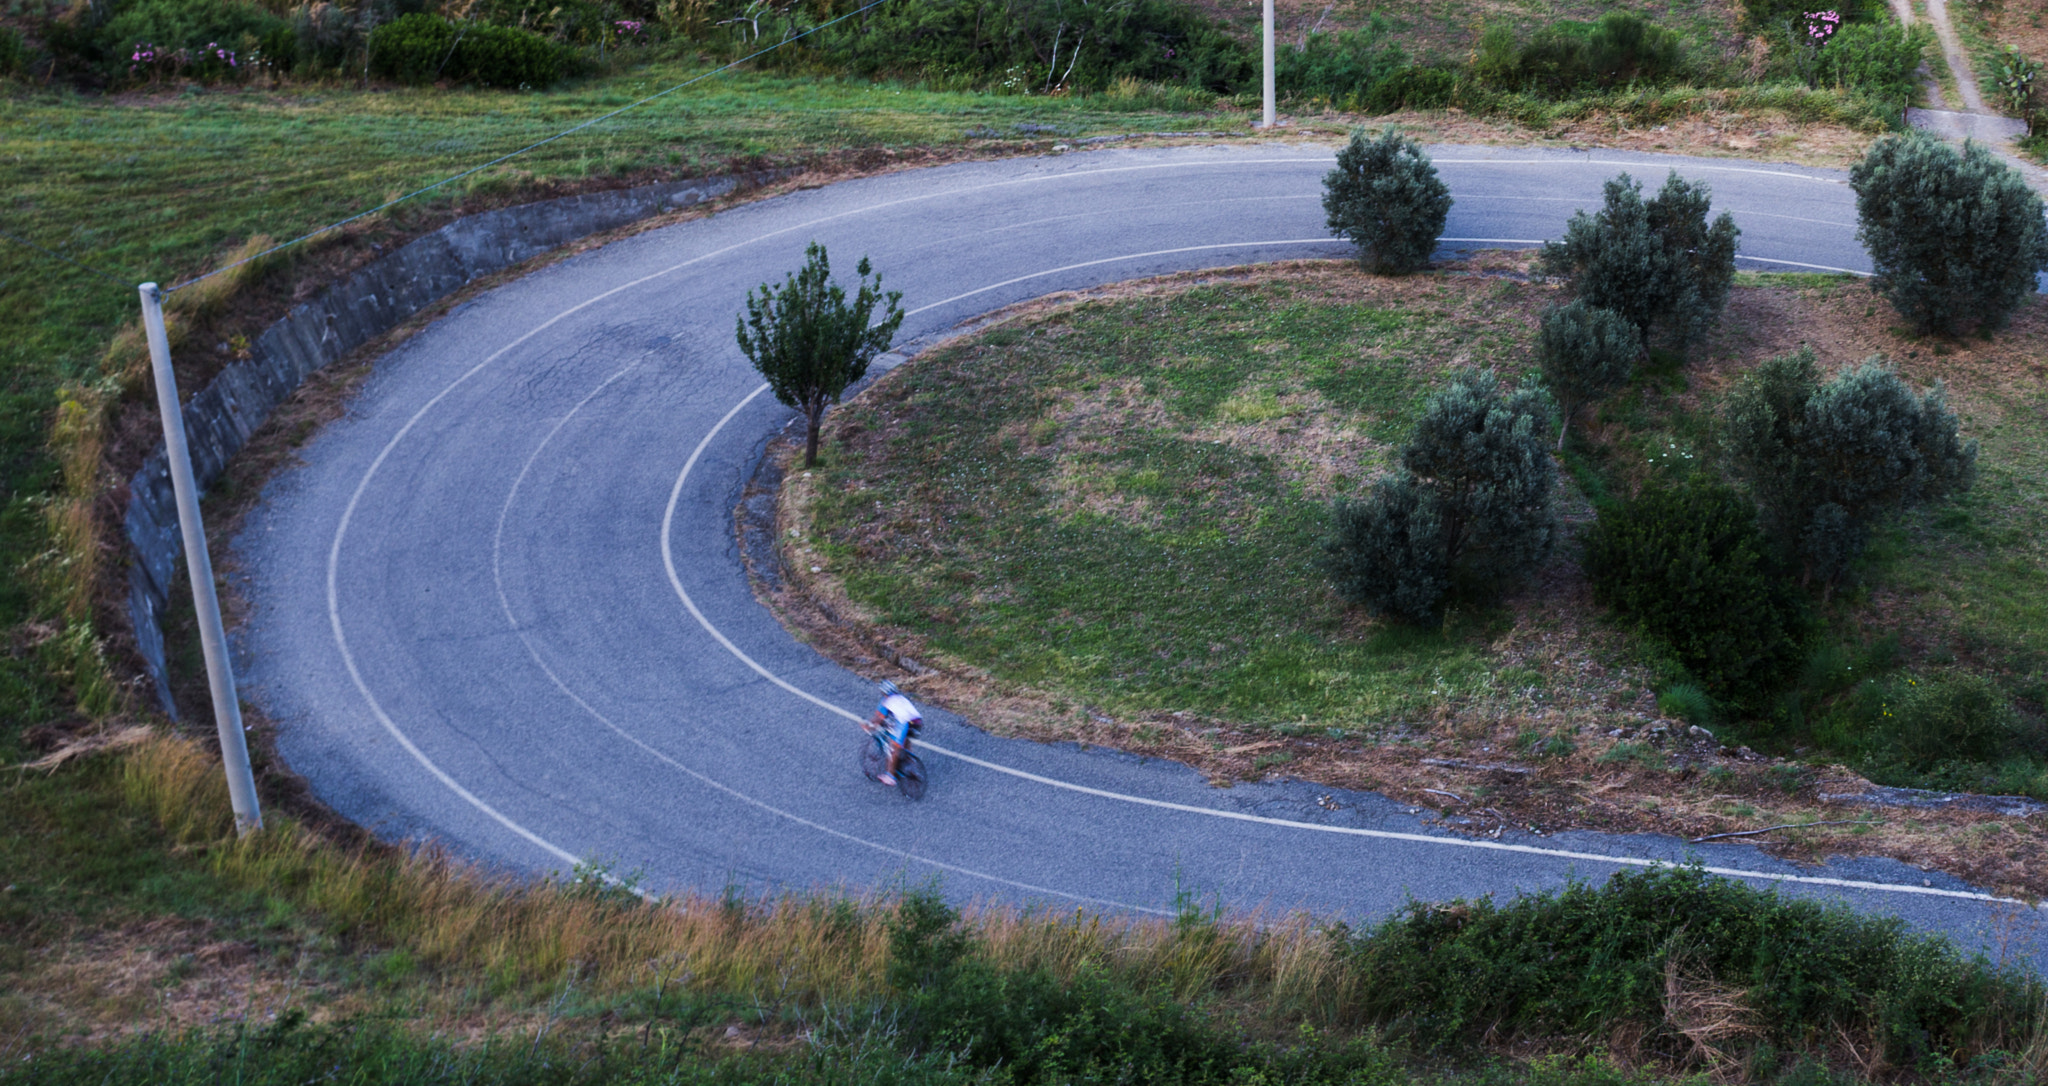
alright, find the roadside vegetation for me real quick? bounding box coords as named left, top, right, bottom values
left=5, top=732, right=2045, bottom=1083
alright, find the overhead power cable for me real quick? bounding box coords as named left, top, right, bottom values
left=168, top=0, right=899, bottom=294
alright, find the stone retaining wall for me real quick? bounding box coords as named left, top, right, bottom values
left=126, top=172, right=762, bottom=713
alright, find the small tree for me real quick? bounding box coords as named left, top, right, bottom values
left=1324, top=370, right=1555, bottom=623
left=1850, top=132, right=2048, bottom=336
left=1721, top=348, right=1978, bottom=589
left=1322, top=127, right=1453, bottom=275
left=1537, top=300, right=1637, bottom=448
left=1583, top=477, right=1807, bottom=702
left=736, top=241, right=905, bottom=467
left=1537, top=171, right=1740, bottom=354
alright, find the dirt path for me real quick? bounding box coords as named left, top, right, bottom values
left=1923, top=0, right=1987, bottom=111
left=1893, top=0, right=2048, bottom=191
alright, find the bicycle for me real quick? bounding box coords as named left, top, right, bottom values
left=859, top=723, right=927, bottom=800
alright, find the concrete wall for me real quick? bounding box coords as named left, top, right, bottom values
left=125, top=173, right=759, bottom=713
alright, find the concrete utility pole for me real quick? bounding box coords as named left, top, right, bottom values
left=139, top=282, right=263, bottom=836
left=1262, top=0, right=1276, bottom=128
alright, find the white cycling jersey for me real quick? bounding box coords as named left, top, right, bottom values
left=880, top=693, right=922, bottom=727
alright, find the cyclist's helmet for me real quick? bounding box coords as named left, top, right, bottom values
left=878, top=679, right=900, bottom=698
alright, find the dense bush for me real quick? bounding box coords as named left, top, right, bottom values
left=1276, top=19, right=1457, bottom=111
left=1537, top=299, right=1637, bottom=447
left=1813, top=17, right=1932, bottom=108
left=1583, top=478, right=1807, bottom=700
left=1538, top=171, right=1739, bottom=355
left=1721, top=348, right=1977, bottom=589
left=1324, top=371, right=1554, bottom=624
left=1321, top=128, right=1452, bottom=275
left=800, top=0, right=1251, bottom=93
left=1278, top=18, right=1407, bottom=103
left=1867, top=672, right=2035, bottom=771
left=1851, top=131, right=2048, bottom=336
left=1361, top=65, right=1458, bottom=112
left=75, top=0, right=288, bottom=84
left=0, top=25, right=29, bottom=77
left=1472, top=13, right=1686, bottom=96
left=1739, top=0, right=1884, bottom=35
left=1341, top=863, right=2036, bottom=1065
left=476, top=0, right=618, bottom=45
left=369, top=12, right=571, bottom=88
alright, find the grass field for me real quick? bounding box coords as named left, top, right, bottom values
left=794, top=262, right=2048, bottom=804
left=802, top=268, right=1552, bottom=728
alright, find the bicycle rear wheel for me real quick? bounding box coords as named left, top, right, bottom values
left=896, top=753, right=927, bottom=800
left=859, top=737, right=887, bottom=782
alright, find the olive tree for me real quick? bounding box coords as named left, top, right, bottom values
left=1851, top=132, right=2048, bottom=336
left=1537, top=299, right=1637, bottom=448
left=1721, top=347, right=1978, bottom=590
left=1324, top=371, right=1556, bottom=624
left=1537, top=171, right=1740, bottom=354
left=737, top=241, right=905, bottom=467
left=1322, top=127, right=1453, bottom=275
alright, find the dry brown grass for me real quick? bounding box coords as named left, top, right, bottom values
left=115, top=731, right=1379, bottom=1029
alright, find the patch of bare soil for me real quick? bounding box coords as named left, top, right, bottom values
left=751, top=263, right=2048, bottom=903
left=0, top=917, right=349, bottom=1045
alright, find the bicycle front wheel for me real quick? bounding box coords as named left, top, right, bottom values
left=859, top=737, right=888, bottom=782
left=897, top=753, right=928, bottom=800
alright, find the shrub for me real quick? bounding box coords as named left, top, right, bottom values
left=1321, top=127, right=1452, bottom=275
left=1721, top=348, right=1977, bottom=588
left=368, top=12, right=456, bottom=85
left=1324, top=371, right=1554, bottom=624
left=1740, top=0, right=1884, bottom=35
left=0, top=26, right=28, bottom=77
left=1360, top=65, right=1458, bottom=112
left=93, top=0, right=287, bottom=84
left=1537, top=300, right=1637, bottom=448
left=809, top=0, right=1252, bottom=93
left=1324, top=473, right=1450, bottom=626
left=1341, top=863, right=2035, bottom=1064
left=369, top=13, right=571, bottom=88
left=457, top=20, right=572, bottom=87
left=736, top=242, right=904, bottom=467
left=1814, top=17, right=1932, bottom=110
left=1583, top=12, right=1686, bottom=88
left=477, top=0, right=613, bottom=45
left=1656, top=682, right=1716, bottom=726
left=1868, top=672, right=2030, bottom=770
left=1583, top=477, right=1806, bottom=699
left=1278, top=18, right=1406, bottom=102
left=1538, top=172, right=1740, bottom=355
left=1471, top=13, right=1685, bottom=96
left=1850, top=131, right=2048, bottom=336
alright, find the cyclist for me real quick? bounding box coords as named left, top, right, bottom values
left=866, top=680, right=922, bottom=787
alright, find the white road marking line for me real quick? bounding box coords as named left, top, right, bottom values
left=322, top=150, right=1975, bottom=914
left=658, top=266, right=2028, bottom=914
left=486, top=365, right=1166, bottom=914
left=907, top=240, right=1344, bottom=316
left=323, top=153, right=1286, bottom=870
left=1428, top=157, right=1845, bottom=183
left=1737, top=256, right=1873, bottom=275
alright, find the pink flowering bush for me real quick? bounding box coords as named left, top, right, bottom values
left=98, top=0, right=283, bottom=85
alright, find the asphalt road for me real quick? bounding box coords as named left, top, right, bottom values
left=232, top=144, right=2045, bottom=970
